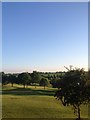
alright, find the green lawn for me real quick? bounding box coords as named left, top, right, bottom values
left=2, top=84, right=89, bottom=119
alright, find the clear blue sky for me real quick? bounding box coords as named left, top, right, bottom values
left=0, top=2, right=2, bottom=73
left=2, top=2, right=88, bottom=73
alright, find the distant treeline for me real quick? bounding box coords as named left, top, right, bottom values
left=0, top=71, right=66, bottom=89
left=0, top=69, right=89, bottom=89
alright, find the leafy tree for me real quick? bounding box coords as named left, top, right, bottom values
left=9, top=74, right=17, bottom=87
left=18, top=72, right=31, bottom=88
left=54, top=67, right=90, bottom=120
left=2, top=72, right=9, bottom=86
left=31, top=71, right=41, bottom=88
left=50, top=78, right=61, bottom=88
left=86, top=70, right=90, bottom=85
left=39, top=78, right=49, bottom=89
left=26, top=73, right=32, bottom=86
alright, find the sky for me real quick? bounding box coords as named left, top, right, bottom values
left=2, top=2, right=88, bottom=73
left=2, top=0, right=89, bottom=2
left=0, top=2, right=2, bottom=73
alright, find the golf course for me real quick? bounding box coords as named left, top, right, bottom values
left=2, top=84, right=88, bottom=119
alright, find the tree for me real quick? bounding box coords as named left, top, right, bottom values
left=9, top=74, right=17, bottom=87
left=2, top=72, right=9, bottom=86
left=31, top=71, right=41, bottom=88
left=18, top=72, right=31, bottom=88
left=39, top=78, right=49, bottom=89
left=50, top=78, right=61, bottom=88
left=54, top=67, right=90, bottom=120
left=86, top=70, right=90, bottom=85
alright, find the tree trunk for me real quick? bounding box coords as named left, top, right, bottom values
left=11, top=83, right=13, bottom=87
left=23, top=84, right=25, bottom=88
left=77, top=105, right=81, bottom=120
left=35, top=83, right=36, bottom=88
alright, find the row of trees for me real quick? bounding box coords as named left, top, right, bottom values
left=1, top=71, right=50, bottom=89
left=1, top=69, right=90, bottom=89
left=1, top=71, right=64, bottom=89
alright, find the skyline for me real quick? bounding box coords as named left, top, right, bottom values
left=2, top=2, right=88, bottom=73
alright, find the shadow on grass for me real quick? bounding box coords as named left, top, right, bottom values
left=2, top=87, right=56, bottom=96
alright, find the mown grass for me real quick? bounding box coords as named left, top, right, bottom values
left=2, top=84, right=89, bottom=119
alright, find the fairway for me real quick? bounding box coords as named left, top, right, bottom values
left=2, top=85, right=88, bottom=119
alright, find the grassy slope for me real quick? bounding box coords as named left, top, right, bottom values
left=2, top=84, right=88, bottom=119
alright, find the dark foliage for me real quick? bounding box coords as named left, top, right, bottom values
left=18, top=72, right=31, bottom=88
left=54, top=68, right=90, bottom=120
left=39, top=78, right=49, bottom=89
